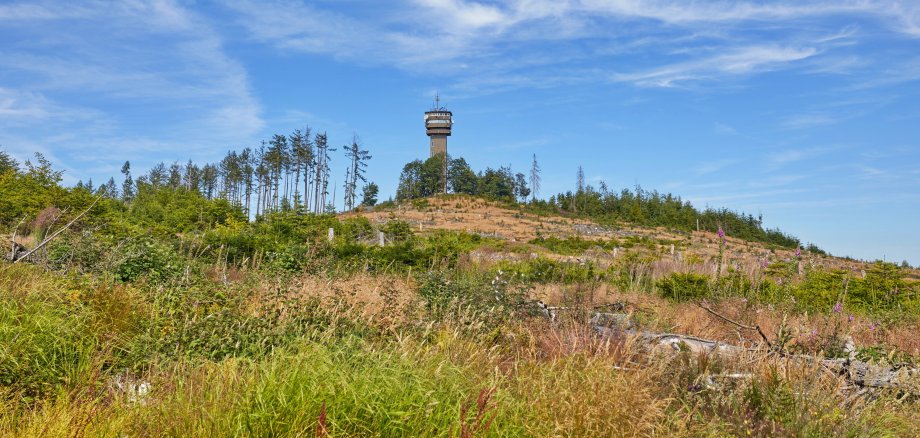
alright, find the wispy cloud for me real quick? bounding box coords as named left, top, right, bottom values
left=219, top=0, right=920, bottom=96
left=0, top=0, right=265, bottom=185
left=692, top=158, right=741, bottom=175
left=780, top=113, right=839, bottom=130
left=613, top=45, right=819, bottom=87
left=766, top=146, right=838, bottom=165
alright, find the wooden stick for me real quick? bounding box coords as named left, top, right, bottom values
left=698, top=301, right=772, bottom=349
left=13, top=192, right=104, bottom=264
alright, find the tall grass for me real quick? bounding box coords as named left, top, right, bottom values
left=1, top=258, right=918, bottom=436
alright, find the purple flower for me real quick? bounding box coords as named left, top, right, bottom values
left=869, top=323, right=876, bottom=331
left=833, top=302, right=842, bottom=313
left=848, top=314, right=854, bottom=322
left=795, top=247, right=801, bottom=258
left=717, top=227, right=726, bottom=244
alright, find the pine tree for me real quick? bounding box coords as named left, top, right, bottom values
left=361, top=182, right=379, bottom=206
left=0, top=148, right=18, bottom=174
left=120, top=161, right=134, bottom=201
left=148, top=162, right=166, bottom=188
left=530, top=154, right=540, bottom=201
left=575, top=165, right=585, bottom=213
left=342, top=135, right=371, bottom=211
left=168, top=162, right=182, bottom=189
left=104, top=177, right=118, bottom=198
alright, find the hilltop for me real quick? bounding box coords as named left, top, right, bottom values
left=345, top=195, right=917, bottom=279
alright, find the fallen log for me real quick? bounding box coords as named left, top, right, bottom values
left=588, top=312, right=920, bottom=396
left=13, top=192, right=103, bottom=264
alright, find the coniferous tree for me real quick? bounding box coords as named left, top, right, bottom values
left=201, top=164, right=218, bottom=200
left=267, top=134, right=290, bottom=210
left=575, top=165, right=585, bottom=212
left=342, top=135, right=371, bottom=211
left=240, top=148, right=254, bottom=217
left=120, top=161, right=134, bottom=201
left=183, top=160, right=200, bottom=192
left=361, top=182, right=379, bottom=206
left=514, top=172, right=530, bottom=202
left=104, top=177, right=118, bottom=198
left=295, top=128, right=314, bottom=213
left=148, top=162, right=166, bottom=188
left=168, top=162, right=182, bottom=189
left=312, top=132, right=334, bottom=214
left=0, top=148, right=18, bottom=174
left=530, top=154, right=541, bottom=201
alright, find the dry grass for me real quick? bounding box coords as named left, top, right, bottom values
left=346, top=196, right=919, bottom=280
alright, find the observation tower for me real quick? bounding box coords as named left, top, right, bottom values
left=424, top=95, right=452, bottom=158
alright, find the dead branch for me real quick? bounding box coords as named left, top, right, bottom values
left=8, top=215, right=27, bottom=261
left=13, top=192, right=104, bottom=264
left=698, top=301, right=772, bottom=349
left=588, top=312, right=920, bottom=396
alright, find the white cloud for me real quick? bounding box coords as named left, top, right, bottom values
left=219, top=0, right=920, bottom=95
left=692, top=158, right=740, bottom=175
left=412, top=0, right=508, bottom=31
left=613, top=45, right=819, bottom=87
left=780, top=113, right=839, bottom=130
left=0, top=0, right=264, bottom=186
left=767, top=146, right=836, bottom=165
left=0, top=0, right=263, bottom=149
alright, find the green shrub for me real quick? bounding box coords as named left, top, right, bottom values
left=496, top=258, right=603, bottom=284
left=528, top=236, right=619, bottom=255
left=0, top=284, right=96, bottom=402
left=113, top=237, right=182, bottom=282
left=657, top=272, right=710, bottom=301
left=382, top=219, right=413, bottom=243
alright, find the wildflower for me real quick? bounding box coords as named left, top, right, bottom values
left=795, top=247, right=801, bottom=258
left=717, top=227, right=725, bottom=244
left=848, top=314, right=854, bottom=322
left=869, top=323, right=876, bottom=331
left=833, top=302, right=842, bottom=313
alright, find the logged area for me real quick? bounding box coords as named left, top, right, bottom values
left=2, top=184, right=920, bottom=436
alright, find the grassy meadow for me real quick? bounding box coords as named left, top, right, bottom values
left=2, top=159, right=919, bottom=436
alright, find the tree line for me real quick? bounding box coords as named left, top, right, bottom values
left=395, top=153, right=801, bottom=249
left=71, top=128, right=376, bottom=217
left=396, top=154, right=532, bottom=202
left=5, top=142, right=800, bottom=250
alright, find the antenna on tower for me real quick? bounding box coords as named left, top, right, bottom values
left=434, top=93, right=441, bottom=110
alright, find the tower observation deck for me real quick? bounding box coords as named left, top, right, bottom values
left=424, top=96, right=452, bottom=158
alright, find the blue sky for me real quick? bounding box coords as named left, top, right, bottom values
left=1, top=0, right=918, bottom=265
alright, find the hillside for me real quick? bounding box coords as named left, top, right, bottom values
left=3, top=180, right=920, bottom=435
left=346, top=195, right=917, bottom=279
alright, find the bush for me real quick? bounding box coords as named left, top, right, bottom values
left=114, top=237, right=182, bottom=282
left=657, top=272, right=710, bottom=301
left=0, top=269, right=96, bottom=402
left=382, top=219, right=413, bottom=243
